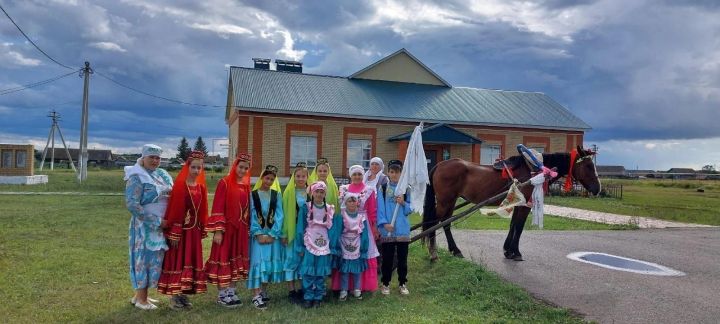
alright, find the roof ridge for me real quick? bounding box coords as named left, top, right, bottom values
left=230, top=66, right=347, bottom=79
left=453, top=86, right=544, bottom=94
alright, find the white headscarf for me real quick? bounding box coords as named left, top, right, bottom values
left=123, top=144, right=165, bottom=184
left=349, top=164, right=365, bottom=177
left=363, top=156, right=385, bottom=191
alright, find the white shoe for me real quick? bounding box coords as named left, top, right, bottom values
left=381, top=285, right=390, bottom=295
left=130, top=296, right=160, bottom=304
left=399, top=284, right=410, bottom=295
left=134, top=302, right=158, bottom=310
left=353, top=289, right=363, bottom=300
left=339, top=290, right=348, bottom=301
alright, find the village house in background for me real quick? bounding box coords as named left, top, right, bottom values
left=225, top=48, right=590, bottom=177
left=0, top=144, right=46, bottom=184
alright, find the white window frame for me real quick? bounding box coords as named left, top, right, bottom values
left=480, top=144, right=502, bottom=165
left=290, top=135, right=317, bottom=168
left=346, top=139, right=372, bottom=169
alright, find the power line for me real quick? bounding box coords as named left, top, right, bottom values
left=0, top=3, right=76, bottom=70
left=94, top=70, right=226, bottom=109
left=0, top=69, right=80, bottom=96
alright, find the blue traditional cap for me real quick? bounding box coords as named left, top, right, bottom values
left=141, top=144, right=163, bottom=157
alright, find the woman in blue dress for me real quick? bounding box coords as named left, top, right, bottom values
left=124, top=144, right=173, bottom=310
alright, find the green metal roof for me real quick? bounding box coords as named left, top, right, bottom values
left=388, top=123, right=482, bottom=145
left=229, top=67, right=591, bottom=131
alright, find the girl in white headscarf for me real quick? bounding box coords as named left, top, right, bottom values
left=363, top=157, right=387, bottom=193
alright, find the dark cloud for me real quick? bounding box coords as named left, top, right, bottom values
left=1, top=0, right=719, bottom=158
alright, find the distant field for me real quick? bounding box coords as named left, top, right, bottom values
left=546, top=179, right=720, bottom=226
left=2, top=169, right=636, bottom=231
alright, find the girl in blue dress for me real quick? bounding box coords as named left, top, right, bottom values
left=295, top=181, right=335, bottom=308
left=247, top=165, right=284, bottom=309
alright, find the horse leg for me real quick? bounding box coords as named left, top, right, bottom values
left=428, top=233, right=439, bottom=262
left=509, top=207, right=530, bottom=261
left=443, top=224, right=464, bottom=258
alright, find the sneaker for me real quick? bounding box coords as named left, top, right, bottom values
left=252, top=295, right=267, bottom=310
left=260, top=290, right=270, bottom=302
left=353, top=289, right=363, bottom=300
left=130, top=296, right=159, bottom=304
left=134, top=302, right=158, bottom=310
left=288, top=290, right=300, bottom=304
left=178, top=294, right=192, bottom=308
left=169, top=296, right=185, bottom=311
left=302, top=300, right=313, bottom=309
left=399, top=284, right=410, bottom=295
left=339, top=290, right=348, bottom=301
left=217, top=295, right=240, bottom=308
left=381, top=285, right=390, bottom=295
left=228, top=293, right=242, bottom=306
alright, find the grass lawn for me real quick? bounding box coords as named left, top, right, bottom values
left=0, top=194, right=585, bottom=323
left=546, top=179, right=720, bottom=226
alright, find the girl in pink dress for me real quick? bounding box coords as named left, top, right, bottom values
left=331, top=164, right=380, bottom=292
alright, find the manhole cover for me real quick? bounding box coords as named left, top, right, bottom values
left=567, top=252, right=685, bottom=276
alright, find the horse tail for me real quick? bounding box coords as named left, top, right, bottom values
left=422, top=166, right=438, bottom=244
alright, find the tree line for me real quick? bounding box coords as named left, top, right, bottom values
left=176, top=136, right=209, bottom=160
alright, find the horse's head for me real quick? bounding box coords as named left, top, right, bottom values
left=572, top=145, right=601, bottom=196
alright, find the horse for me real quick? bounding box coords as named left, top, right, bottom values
left=422, top=146, right=601, bottom=261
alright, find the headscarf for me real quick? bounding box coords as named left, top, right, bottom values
left=363, top=156, right=385, bottom=188
left=223, top=153, right=252, bottom=223
left=252, top=165, right=281, bottom=192
left=341, top=191, right=360, bottom=209
left=283, top=163, right=309, bottom=242
left=124, top=144, right=166, bottom=184
left=141, top=144, right=162, bottom=157
left=349, top=165, right=365, bottom=177
left=164, top=151, right=207, bottom=234
left=308, top=158, right=338, bottom=208
left=308, top=180, right=327, bottom=194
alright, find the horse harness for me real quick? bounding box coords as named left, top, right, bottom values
left=251, top=189, right=278, bottom=229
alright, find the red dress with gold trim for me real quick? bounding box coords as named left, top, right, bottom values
left=204, top=178, right=251, bottom=288
left=158, top=184, right=208, bottom=295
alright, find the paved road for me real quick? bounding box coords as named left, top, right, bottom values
left=441, top=228, right=720, bottom=324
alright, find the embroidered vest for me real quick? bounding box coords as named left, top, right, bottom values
left=251, top=189, right=278, bottom=229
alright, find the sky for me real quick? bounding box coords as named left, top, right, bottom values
left=1, top=0, right=719, bottom=170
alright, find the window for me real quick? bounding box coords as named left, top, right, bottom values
left=480, top=144, right=501, bottom=165
left=529, top=146, right=545, bottom=153
left=347, top=139, right=371, bottom=168
left=1, top=150, right=13, bottom=168
left=290, top=136, right=317, bottom=167
left=15, top=151, right=26, bottom=168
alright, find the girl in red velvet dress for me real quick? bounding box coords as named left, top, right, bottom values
left=204, top=153, right=253, bottom=307
left=157, top=151, right=208, bottom=309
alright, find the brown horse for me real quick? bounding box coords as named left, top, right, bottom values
left=422, top=146, right=601, bottom=261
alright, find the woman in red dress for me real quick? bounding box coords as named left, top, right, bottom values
left=157, top=151, right=208, bottom=309
left=204, top=153, right=252, bottom=307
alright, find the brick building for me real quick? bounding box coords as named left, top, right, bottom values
left=0, top=144, right=34, bottom=176
left=225, top=49, right=590, bottom=177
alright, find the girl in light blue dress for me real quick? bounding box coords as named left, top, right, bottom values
left=247, top=165, right=284, bottom=310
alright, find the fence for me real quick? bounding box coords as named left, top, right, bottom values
left=548, top=181, right=622, bottom=199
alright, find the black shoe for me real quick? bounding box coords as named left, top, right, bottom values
left=252, top=295, right=267, bottom=310
left=313, top=300, right=322, bottom=308
left=302, top=300, right=313, bottom=309
left=260, top=290, right=270, bottom=302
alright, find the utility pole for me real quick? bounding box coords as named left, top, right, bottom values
left=39, top=110, right=76, bottom=172
left=78, top=61, right=92, bottom=182
left=591, top=144, right=598, bottom=165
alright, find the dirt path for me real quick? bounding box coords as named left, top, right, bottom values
left=543, top=204, right=716, bottom=228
